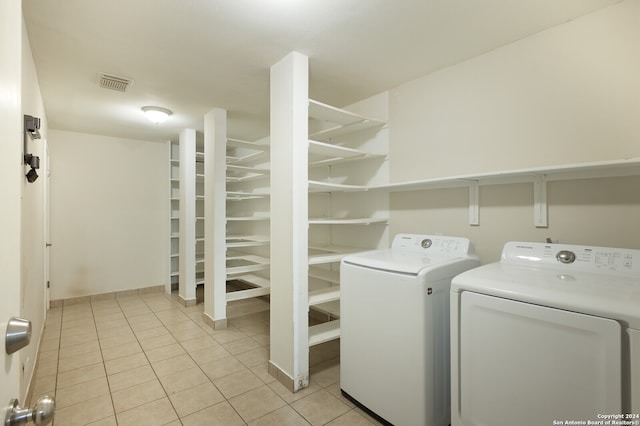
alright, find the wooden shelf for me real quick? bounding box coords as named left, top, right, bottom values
left=308, top=267, right=339, bottom=284
left=226, top=191, right=269, bottom=201
left=308, top=244, right=362, bottom=265
left=311, top=301, right=340, bottom=318
left=379, top=158, right=640, bottom=192
left=308, top=320, right=340, bottom=346
left=227, top=274, right=270, bottom=302
left=226, top=235, right=269, bottom=248
left=308, top=217, right=387, bottom=225
left=377, top=157, right=640, bottom=227
left=226, top=254, right=270, bottom=277
left=226, top=215, right=270, bottom=222
left=308, top=139, right=384, bottom=167
left=309, top=287, right=340, bottom=306
left=308, top=100, right=385, bottom=142
left=308, top=180, right=371, bottom=193
left=227, top=138, right=269, bottom=165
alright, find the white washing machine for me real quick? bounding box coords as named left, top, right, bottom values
left=340, top=234, right=480, bottom=426
left=451, top=241, right=640, bottom=426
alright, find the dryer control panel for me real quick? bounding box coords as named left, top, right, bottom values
left=502, top=241, right=640, bottom=276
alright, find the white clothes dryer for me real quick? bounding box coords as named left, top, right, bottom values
left=341, top=234, right=480, bottom=426
left=450, top=242, right=640, bottom=426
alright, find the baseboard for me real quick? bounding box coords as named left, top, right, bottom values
left=50, top=285, right=166, bottom=307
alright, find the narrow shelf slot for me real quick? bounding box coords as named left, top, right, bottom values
left=226, top=235, right=270, bottom=248
left=308, top=244, right=362, bottom=265
left=226, top=254, right=270, bottom=277
left=308, top=267, right=339, bottom=284
left=311, top=300, right=340, bottom=318
left=226, top=274, right=271, bottom=302
left=308, top=320, right=341, bottom=346
left=309, top=287, right=340, bottom=306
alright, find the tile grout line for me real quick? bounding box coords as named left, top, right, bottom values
left=115, top=294, right=177, bottom=424
left=91, top=298, right=120, bottom=425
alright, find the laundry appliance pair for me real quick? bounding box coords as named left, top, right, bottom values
left=340, top=235, right=640, bottom=426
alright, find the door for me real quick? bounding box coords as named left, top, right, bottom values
left=43, top=139, right=51, bottom=313
left=459, top=291, right=621, bottom=426
left=0, top=0, right=25, bottom=410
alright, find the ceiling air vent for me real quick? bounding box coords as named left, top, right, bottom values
left=97, top=73, right=133, bottom=92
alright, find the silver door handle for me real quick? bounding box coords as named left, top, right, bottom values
left=5, top=396, right=55, bottom=425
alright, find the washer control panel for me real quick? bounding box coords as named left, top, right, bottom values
left=502, top=241, right=640, bottom=275
left=392, top=234, right=473, bottom=255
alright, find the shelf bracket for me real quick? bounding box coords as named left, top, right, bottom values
left=533, top=175, right=548, bottom=228
left=468, top=181, right=479, bottom=226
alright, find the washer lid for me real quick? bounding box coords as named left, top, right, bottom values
left=343, top=249, right=463, bottom=275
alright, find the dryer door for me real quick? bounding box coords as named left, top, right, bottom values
left=459, top=292, right=621, bottom=426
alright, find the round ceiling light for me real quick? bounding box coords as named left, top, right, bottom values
left=142, top=106, right=172, bottom=124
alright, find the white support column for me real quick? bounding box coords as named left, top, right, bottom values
left=203, top=108, right=228, bottom=329
left=179, top=129, right=197, bottom=305
left=269, top=51, right=310, bottom=392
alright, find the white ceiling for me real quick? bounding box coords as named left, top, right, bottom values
left=23, top=0, right=619, bottom=142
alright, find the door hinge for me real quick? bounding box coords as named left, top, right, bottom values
left=47, top=281, right=50, bottom=289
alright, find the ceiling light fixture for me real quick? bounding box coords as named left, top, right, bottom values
left=141, top=106, right=172, bottom=124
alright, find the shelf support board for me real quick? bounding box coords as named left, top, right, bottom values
left=533, top=174, right=548, bottom=228
left=468, top=181, right=479, bottom=226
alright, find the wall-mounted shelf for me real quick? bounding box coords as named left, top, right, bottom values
left=309, top=100, right=385, bottom=142
left=227, top=165, right=270, bottom=182
left=226, top=234, right=270, bottom=248
left=308, top=266, right=340, bottom=284
left=226, top=215, right=270, bottom=222
left=227, top=138, right=269, bottom=165
left=308, top=217, right=388, bottom=225
left=308, top=180, right=371, bottom=193
left=226, top=253, right=270, bottom=276
left=308, top=139, right=384, bottom=167
left=308, top=244, right=364, bottom=265
left=378, top=158, right=640, bottom=227
left=308, top=320, right=341, bottom=347
left=226, top=190, right=270, bottom=201
left=308, top=287, right=340, bottom=306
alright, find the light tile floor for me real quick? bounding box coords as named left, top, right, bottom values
left=30, top=290, right=382, bottom=426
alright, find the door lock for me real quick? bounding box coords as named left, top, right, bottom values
left=5, top=396, right=55, bottom=425
left=5, top=317, right=31, bottom=355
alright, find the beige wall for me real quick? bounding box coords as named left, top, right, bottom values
left=48, top=130, right=169, bottom=300
left=388, top=0, right=640, bottom=262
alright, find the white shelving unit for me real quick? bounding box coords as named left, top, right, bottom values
left=306, top=98, right=388, bottom=347
left=195, top=150, right=205, bottom=287
left=169, top=141, right=180, bottom=291
left=202, top=107, right=271, bottom=330
left=269, top=52, right=388, bottom=392
left=224, top=137, right=271, bottom=303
